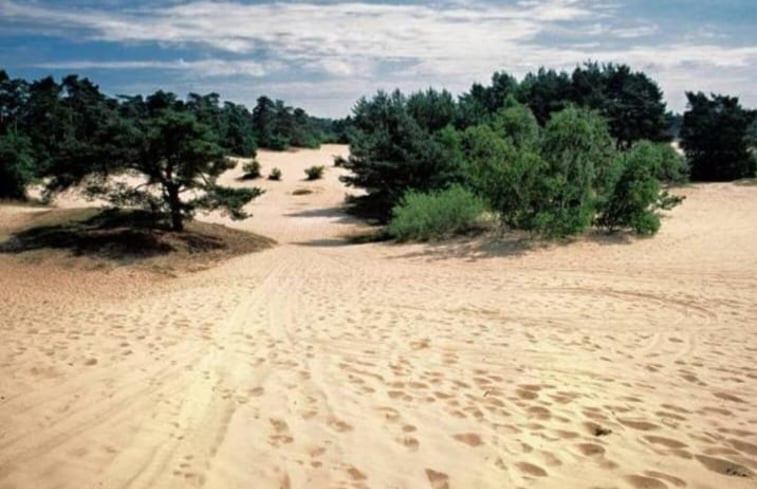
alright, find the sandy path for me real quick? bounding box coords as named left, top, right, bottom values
left=1, top=147, right=756, bottom=489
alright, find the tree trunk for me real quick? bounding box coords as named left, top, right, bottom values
left=167, top=184, right=183, bottom=231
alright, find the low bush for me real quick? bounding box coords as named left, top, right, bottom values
left=597, top=140, right=683, bottom=235
left=268, top=167, right=282, bottom=181
left=305, top=165, right=325, bottom=180
left=241, top=160, right=261, bottom=179
left=387, top=185, right=485, bottom=241
left=654, top=142, right=689, bottom=184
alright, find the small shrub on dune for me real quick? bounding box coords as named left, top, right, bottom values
left=241, top=160, right=262, bottom=179
left=268, top=167, right=282, bottom=181
left=387, top=185, right=485, bottom=241
left=305, top=165, right=325, bottom=180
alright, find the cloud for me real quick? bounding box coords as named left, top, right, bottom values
left=2, top=0, right=755, bottom=115
left=32, top=59, right=271, bottom=77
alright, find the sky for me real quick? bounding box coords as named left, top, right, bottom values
left=1, top=0, right=755, bottom=118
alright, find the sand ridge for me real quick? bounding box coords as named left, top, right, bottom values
left=0, top=146, right=756, bottom=489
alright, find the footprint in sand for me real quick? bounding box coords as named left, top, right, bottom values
left=515, top=461, right=547, bottom=477
left=644, top=436, right=687, bottom=449
left=452, top=433, right=483, bottom=447
left=425, top=469, right=450, bottom=489
left=695, top=454, right=752, bottom=478
left=624, top=474, right=668, bottom=489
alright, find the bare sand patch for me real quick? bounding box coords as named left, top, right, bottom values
left=0, top=145, right=756, bottom=489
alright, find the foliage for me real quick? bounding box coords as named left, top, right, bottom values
left=305, top=165, right=325, bottom=180
left=681, top=92, right=756, bottom=181
left=0, top=131, right=35, bottom=199
left=251, top=96, right=326, bottom=150
left=407, top=88, right=457, bottom=133
left=461, top=119, right=548, bottom=230
left=340, top=90, right=464, bottom=220
left=241, top=159, right=262, bottom=179
left=387, top=185, right=484, bottom=241
left=597, top=141, right=683, bottom=235
left=268, top=167, right=282, bottom=181
left=86, top=109, right=264, bottom=231
left=535, top=107, right=615, bottom=236
left=652, top=142, right=689, bottom=184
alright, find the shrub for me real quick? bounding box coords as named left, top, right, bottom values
left=305, top=165, right=325, bottom=180
left=241, top=160, right=261, bottom=179
left=654, top=143, right=689, bottom=184
left=0, top=132, right=35, bottom=199
left=536, top=107, right=615, bottom=236
left=597, top=140, right=683, bottom=235
left=340, top=90, right=464, bottom=220
left=387, top=185, right=485, bottom=241
left=268, top=167, right=282, bottom=181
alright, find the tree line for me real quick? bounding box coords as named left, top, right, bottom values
left=0, top=70, right=344, bottom=229
left=1, top=63, right=755, bottom=237
left=341, top=62, right=756, bottom=238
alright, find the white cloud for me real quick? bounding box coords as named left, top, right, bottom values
left=2, top=0, right=756, bottom=114
left=31, top=59, right=271, bottom=77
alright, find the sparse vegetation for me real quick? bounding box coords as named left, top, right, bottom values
left=305, top=165, right=325, bottom=180
left=268, top=167, right=282, bottom=181
left=241, top=160, right=262, bottom=179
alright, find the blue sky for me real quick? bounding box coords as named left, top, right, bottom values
left=1, top=0, right=755, bottom=117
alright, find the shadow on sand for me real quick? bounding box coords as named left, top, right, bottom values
left=386, top=229, right=640, bottom=263
left=0, top=208, right=272, bottom=263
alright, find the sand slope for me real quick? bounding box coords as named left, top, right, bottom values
left=1, top=147, right=756, bottom=489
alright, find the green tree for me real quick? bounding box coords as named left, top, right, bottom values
left=598, top=140, right=683, bottom=235
left=89, top=108, right=262, bottom=231
left=340, top=90, right=462, bottom=219
left=681, top=92, right=756, bottom=181
left=517, top=68, right=571, bottom=125
left=536, top=107, right=615, bottom=236
left=0, top=131, right=34, bottom=199
left=407, top=88, right=458, bottom=133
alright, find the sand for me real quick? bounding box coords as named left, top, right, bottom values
left=1, top=145, right=756, bottom=489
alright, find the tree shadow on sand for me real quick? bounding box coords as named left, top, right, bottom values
left=387, top=229, right=639, bottom=263
left=0, top=208, right=271, bottom=263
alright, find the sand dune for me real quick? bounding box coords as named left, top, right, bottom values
left=1, top=146, right=756, bottom=489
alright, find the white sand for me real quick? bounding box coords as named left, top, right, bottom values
left=1, top=146, right=756, bottom=489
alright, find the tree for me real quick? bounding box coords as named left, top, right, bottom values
left=602, top=64, right=668, bottom=149
left=597, top=140, right=683, bottom=235
left=340, top=90, right=462, bottom=219
left=681, top=92, right=756, bottom=181
left=0, top=131, right=34, bottom=199
left=517, top=68, right=571, bottom=125
left=536, top=107, right=615, bottom=236
left=407, top=88, right=458, bottom=133
left=220, top=101, right=256, bottom=157
left=89, top=107, right=262, bottom=231
left=457, top=72, right=518, bottom=128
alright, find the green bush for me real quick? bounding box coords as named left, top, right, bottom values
left=387, top=185, right=485, bottom=241
left=241, top=160, right=261, bottom=179
left=653, top=142, right=688, bottom=184
left=597, top=140, right=683, bottom=235
left=305, top=165, right=325, bottom=180
left=0, top=132, right=35, bottom=199
left=268, top=167, right=282, bottom=180
left=536, top=107, right=616, bottom=236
